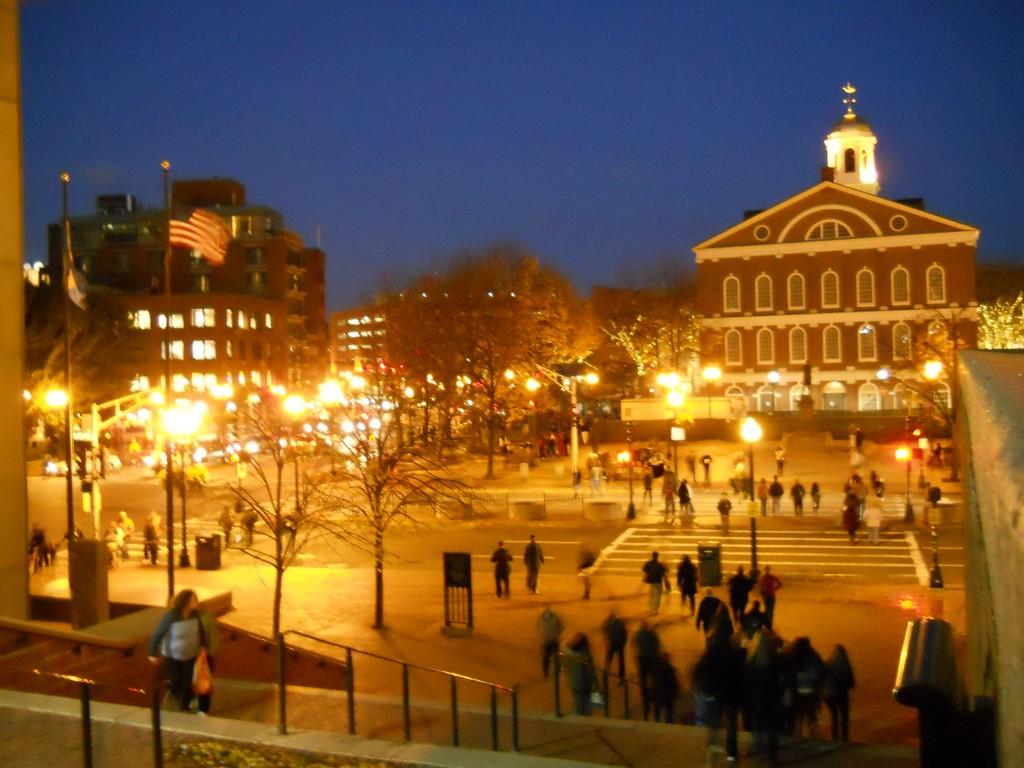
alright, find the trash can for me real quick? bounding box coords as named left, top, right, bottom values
left=195, top=534, right=222, bottom=571
left=698, top=542, right=722, bottom=586
left=893, top=618, right=958, bottom=710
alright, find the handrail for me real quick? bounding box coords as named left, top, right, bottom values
left=33, top=668, right=148, bottom=696
left=553, top=651, right=646, bottom=720
left=283, top=629, right=515, bottom=692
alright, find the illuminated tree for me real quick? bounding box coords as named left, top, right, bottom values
left=978, top=293, right=1024, bottom=350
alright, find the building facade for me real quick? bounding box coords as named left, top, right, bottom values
left=48, top=179, right=328, bottom=392
left=329, top=304, right=386, bottom=373
left=694, top=86, right=978, bottom=413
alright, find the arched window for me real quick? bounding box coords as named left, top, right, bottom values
left=926, top=264, right=946, bottom=303
left=858, top=382, right=881, bottom=411
left=821, top=270, right=840, bottom=308
left=723, top=275, right=740, bottom=312
left=823, top=325, right=841, bottom=362
left=789, top=384, right=809, bottom=411
left=933, top=382, right=952, bottom=410
left=844, top=148, right=856, bottom=173
left=787, top=272, right=805, bottom=309
left=807, top=220, right=854, bottom=240
left=858, top=324, right=877, bottom=361
left=892, top=323, right=912, bottom=360
left=822, top=381, right=847, bottom=410
left=757, top=328, right=774, bottom=364
left=891, top=267, right=910, bottom=305
left=755, top=274, right=773, bottom=311
left=725, top=385, right=745, bottom=399
left=789, top=327, right=807, bottom=363
left=724, top=329, right=742, bottom=365
left=856, top=268, right=875, bottom=306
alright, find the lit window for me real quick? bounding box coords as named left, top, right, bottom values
left=348, top=318, right=361, bottom=326
left=191, top=274, right=210, bottom=293
left=226, top=309, right=233, bottom=328
left=789, top=327, right=807, bottom=363
left=856, top=268, right=875, bottom=306
left=249, top=313, right=257, bottom=329
left=725, top=330, right=742, bottom=365
left=225, top=340, right=233, bottom=359
left=787, top=273, right=805, bottom=310
left=755, top=274, right=773, bottom=311
left=723, top=276, right=741, bottom=312
left=191, top=308, right=215, bottom=328
left=926, top=265, right=946, bottom=303
left=821, top=271, right=840, bottom=308
left=191, top=340, right=216, bottom=360
left=858, top=324, right=877, bottom=361
left=891, top=267, right=910, bottom=305
left=807, top=220, right=853, bottom=240
left=757, top=329, right=774, bottom=364
left=238, top=310, right=247, bottom=328
left=893, top=323, right=912, bottom=360
left=246, top=271, right=267, bottom=292
left=264, top=313, right=272, bottom=329
left=161, top=340, right=184, bottom=360
left=251, top=371, right=262, bottom=387
left=233, top=216, right=252, bottom=237
left=823, top=326, right=841, bottom=362
left=130, top=310, right=151, bottom=330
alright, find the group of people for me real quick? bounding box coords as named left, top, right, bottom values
left=218, top=502, right=258, bottom=549
left=641, top=468, right=698, bottom=525
left=490, top=534, right=546, bottom=597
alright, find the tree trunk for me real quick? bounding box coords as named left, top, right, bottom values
left=485, top=414, right=496, bottom=480
left=373, top=530, right=384, bottom=629
left=273, top=565, right=283, bottom=639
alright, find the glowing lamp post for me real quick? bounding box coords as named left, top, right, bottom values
left=164, top=404, right=202, bottom=568
left=618, top=448, right=635, bottom=519
left=767, top=371, right=780, bottom=414
left=740, top=416, right=763, bottom=580
left=896, top=445, right=914, bottom=522
left=702, top=366, right=721, bottom=418
left=283, top=395, right=307, bottom=517
left=666, top=386, right=685, bottom=475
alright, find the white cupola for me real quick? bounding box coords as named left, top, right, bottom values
left=824, top=83, right=880, bottom=195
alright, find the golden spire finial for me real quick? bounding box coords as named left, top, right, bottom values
left=842, top=82, right=857, bottom=119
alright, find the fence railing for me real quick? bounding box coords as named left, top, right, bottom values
left=552, top=652, right=646, bottom=721
left=279, top=630, right=519, bottom=751
left=32, top=669, right=166, bottom=768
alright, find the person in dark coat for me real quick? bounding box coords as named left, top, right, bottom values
left=810, top=481, right=822, bottom=514
left=768, top=476, right=785, bottom=515
left=578, top=546, right=596, bottom=599
left=651, top=652, right=679, bottom=724
left=491, top=541, right=513, bottom=598
left=790, top=479, right=806, bottom=516
left=842, top=493, right=861, bottom=543
left=823, top=644, right=856, bottom=742
left=633, top=621, right=661, bottom=720
left=727, top=566, right=753, bottom=624
left=676, top=554, right=698, bottom=614
left=601, top=608, right=628, bottom=681
left=694, top=629, right=746, bottom=762
left=563, top=632, right=598, bottom=716
left=695, top=588, right=722, bottom=634
left=523, top=534, right=544, bottom=594
left=789, top=636, right=826, bottom=737
left=741, top=600, right=767, bottom=638
left=745, top=632, right=782, bottom=763
left=678, top=478, right=694, bottom=518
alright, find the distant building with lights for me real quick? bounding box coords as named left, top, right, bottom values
left=694, top=85, right=978, bottom=413
left=48, top=179, right=328, bottom=392
left=329, top=304, right=387, bottom=372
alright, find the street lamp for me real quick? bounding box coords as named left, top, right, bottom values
left=896, top=445, right=914, bottom=523
left=767, top=371, right=780, bottom=415
left=617, top=448, right=635, bottom=519
left=164, top=404, right=202, bottom=568
left=923, top=360, right=944, bottom=381
left=740, top=417, right=763, bottom=581
left=702, top=366, right=721, bottom=418
left=43, top=388, right=76, bottom=549
left=283, top=395, right=308, bottom=517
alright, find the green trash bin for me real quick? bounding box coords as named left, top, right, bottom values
left=698, top=542, right=722, bottom=586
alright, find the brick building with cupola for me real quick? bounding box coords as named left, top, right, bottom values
left=694, top=85, right=978, bottom=414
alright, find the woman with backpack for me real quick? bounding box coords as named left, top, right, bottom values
left=148, top=589, right=209, bottom=712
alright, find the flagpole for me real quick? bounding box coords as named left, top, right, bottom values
left=60, top=172, right=75, bottom=551
left=162, top=160, right=175, bottom=599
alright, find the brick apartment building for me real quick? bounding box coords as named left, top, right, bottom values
left=694, top=86, right=978, bottom=413
left=329, top=303, right=387, bottom=373
left=48, top=179, right=328, bottom=392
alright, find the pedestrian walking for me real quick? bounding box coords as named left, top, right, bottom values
left=27, top=524, right=48, bottom=573
left=686, top=452, right=698, bottom=484
left=700, top=453, right=713, bottom=486
left=652, top=652, right=679, bottom=724
left=695, top=588, right=723, bottom=634
left=602, top=607, right=628, bottom=681
left=810, top=481, right=822, bottom=514
left=694, top=628, right=746, bottom=764
left=790, top=636, right=826, bottom=738
left=842, top=492, right=861, bottom=544
left=578, top=546, right=596, bottom=599
left=661, top=469, right=677, bottom=524
left=195, top=606, right=220, bottom=714
left=677, top=554, right=698, bottom=614
left=491, top=541, right=513, bottom=598
left=775, top=445, right=786, bottom=475
left=642, top=467, right=653, bottom=506
left=562, top=632, right=599, bottom=715
left=148, top=589, right=206, bottom=712
left=717, top=492, right=732, bottom=533
left=677, top=477, right=694, bottom=518
left=823, top=644, right=856, bottom=742
left=241, top=507, right=257, bottom=547
left=117, top=511, right=135, bottom=558
left=537, top=605, right=564, bottom=678
left=758, top=565, right=782, bottom=629
left=218, top=505, right=233, bottom=545
left=727, top=566, right=752, bottom=624
left=524, top=534, right=544, bottom=594
left=641, top=551, right=670, bottom=615
left=633, top=620, right=661, bottom=720
left=865, top=496, right=883, bottom=545
left=745, top=632, right=782, bottom=764
left=790, top=479, right=806, bottom=516
left=768, top=476, right=784, bottom=515
left=741, top=600, right=767, bottom=638
left=756, top=477, right=769, bottom=517
left=143, top=513, right=160, bottom=565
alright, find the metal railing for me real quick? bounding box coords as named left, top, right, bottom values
left=32, top=669, right=166, bottom=768
left=552, top=652, right=646, bottom=721
left=278, top=630, right=519, bottom=751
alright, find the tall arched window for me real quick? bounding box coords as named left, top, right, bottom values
left=725, top=329, right=742, bottom=365
left=823, top=325, right=841, bottom=362
left=807, top=220, right=854, bottom=240
left=755, top=274, right=773, bottom=311
left=844, top=148, right=856, bottom=173
left=789, top=327, right=807, bottom=363
left=787, top=272, right=805, bottom=310
left=891, top=267, right=910, bottom=305
left=858, top=382, right=881, bottom=412
left=821, top=270, right=840, bottom=309
left=926, top=264, right=946, bottom=303
left=856, top=268, right=875, bottom=306
left=757, top=328, right=774, bottom=364
left=892, top=322, right=912, bottom=360
left=858, top=324, right=877, bottom=361
left=723, top=275, right=740, bottom=312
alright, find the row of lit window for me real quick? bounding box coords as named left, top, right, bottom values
left=130, top=308, right=274, bottom=331
left=723, top=323, right=913, bottom=366
left=159, top=338, right=269, bottom=361
left=721, top=380, right=950, bottom=413
left=135, top=369, right=273, bottom=392
left=343, top=315, right=385, bottom=326
left=722, top=264, right=947, bottom=313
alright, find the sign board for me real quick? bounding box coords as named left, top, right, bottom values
left=620, top=398, right=673, bottom=422
left=442, top=552, right=473, bottom=628
left=670, top=426, right=686, bottom=442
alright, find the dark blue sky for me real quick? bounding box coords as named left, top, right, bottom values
left=20, top=1, right=1024, bottom=310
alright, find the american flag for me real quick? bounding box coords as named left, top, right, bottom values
left=169, top=205, right=230, bottom=264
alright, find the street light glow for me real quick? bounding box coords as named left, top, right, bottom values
left=767, top=370, right=780, bottom=384
left=283, top=394, right=307, bottom=417
left=526, top=377, right=541, bottom=392
left=702, top=366, right=722, bottom=382
left=667, top=389, right=684, bottom=408
left=584, top=372, right=599, bottom=385
left=164, top=405, right=201, bottom=440
left=877, top=368, right=890, bottom=381
left=923, top=360, right=944, bottom=380
left=319, top=379, right=344, bottom=404
left=657, top=371, right=680, bottom=388
left=740, top=416, right=762, bottom=444
left=44, top=389, right=68, bottom=409
left=895, top=446, right=910, bottom=462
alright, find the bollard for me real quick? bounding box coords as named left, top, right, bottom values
left=345, top=647, right=356, bottom=735
left=929, top=525, right=944, bottom=589
left=80, top=682, right=93, bottom=768
left=511, top=685, right=520, bottom=752
left=490, top=685, right=499, bottom=751
left=151, top=686, right=164, bottom=768
left=401, top=663, right=411, bottom=741
left=276, top=633, right=287, bottom=734
left=450, top=676, right=459, bottom=746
